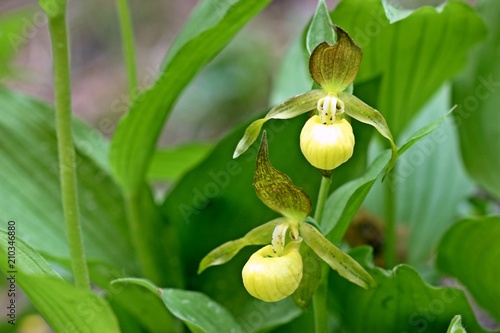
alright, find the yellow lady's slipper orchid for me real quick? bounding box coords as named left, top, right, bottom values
left=233, top=25, right=397, bottom=175
left=300, top=95, right=355, bottom=170
left=242, top=240, right=303, bottom=302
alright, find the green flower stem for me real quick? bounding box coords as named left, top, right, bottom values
left=115, top=0, right=162, bottom=284
left=312, top=175, right=332, bottom=333
left=314, top=175, right=332, bottom=224
left=46, top=8, right=90, bottom=289
left=313, top=263, right=330, bottom=333
left=384, top=173, right=397, bottom=268
left=116, top=0, right=138, bottom=95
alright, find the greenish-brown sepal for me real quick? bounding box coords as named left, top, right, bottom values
left=233, top=118, right=267, bottom=158
left=233, top=90, right=325, bottom=159
left=292, top=243, right=322, bottom=309
left=447, top=315, right=467, bottom=333
left=266, top=89, right=326, bottom=119
left=198, top=218, right=285, bottom=274
left=309, top=26, right=362, bottom=93
left=340, top=92, right=397, bottom=174
left=299, top=221, right=376, bottom=289
left=254, top=132, right=312, bottom=221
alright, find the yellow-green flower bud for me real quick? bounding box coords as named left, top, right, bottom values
left=242, top=241, right=302, bottom=302
left=300, top=115, right=355, bottom=170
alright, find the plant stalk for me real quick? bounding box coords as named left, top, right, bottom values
left=314, top=175, right=332, bottom=225
left=383, top=173, right=397, bottom=268
left=47, top=8, right=90, bottom=289
left=115, top=0, right=164, bottom=284
left=116, top=0, right=138, bottom=96
left=312, top=175, right=332, bottom=333
left=125, top=187, right=162, bottom=284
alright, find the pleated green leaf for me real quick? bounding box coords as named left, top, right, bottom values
left=300, top=222, right=375, bottom=289
left=322, top=151, right=390, bottom=244
left=148, top=143, right=213, bottom=182
left=324, top=98, right=454, bottom=250
left=332, top=0, right=486, bottom=138
left=437, top=216, right=500, bottom=322
left=452, top=0, right=500, bottom=200
left=110, top=0, right=271, bottom=192
left=198, top=218, right=284, bottom=273
left=363, top=87, right=474, bottom=266
left=254, top=132, right=312, bottom=221
left=330, top=248, right=486, bottom=333
left=112, top=278, right=242, bottom=333
left=0, top=231, right=120, bottom=332
left=0, top=88, right=133, bottom=271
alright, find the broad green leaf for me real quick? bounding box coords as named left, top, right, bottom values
left=20, top=276, right=120, bottom=332
left=447, top=315, right=467, bottom=333
left=381, top=0, right=415, bottom=23
left=306, top=0, right=335, bottom=53
left=162, top=115, right=320, bottom=319
left=233, top=90, right=325, bottom=158
left=0, top=231, right=120, bottom=332
left=0, top=88, right=134, bottom=271
left=299, top=221, right=375, bottom=289
left=381, top=0, right=448, bottom=23
left=397, top=107, right=454, bottom=156
left=148, top=143, right=213, bottom=182
left=107, top=283, right=177, bottom=333
left=198, top=218, right=283, bottom=273
left=452, top=0, right=500, bottom=200
left=254, top=132, right=312, bottom=221
left=437, top=216, right=500, bottom=322
left=322, top=151, right=390, bottom=243
left=329, top=247, right=487, bottom=333
left=364, top=86, right=474, bottom=266
left=332, top=0, right=486, bottom=138
left=270, top=35, right=312, bottom=105
left=340, top=91, right=397, bottom=173
left=323, top=92, right=455, bottom=249
left=237, top=298, right=302, bottom=333
left=113, top=278, right=242, bottom=333
left=110, top=0, right=271, bottom=192
left=309, top=26, right=362, bottom=93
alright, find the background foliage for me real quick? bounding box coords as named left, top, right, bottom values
left=0, top=0, right=499, bottom=332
